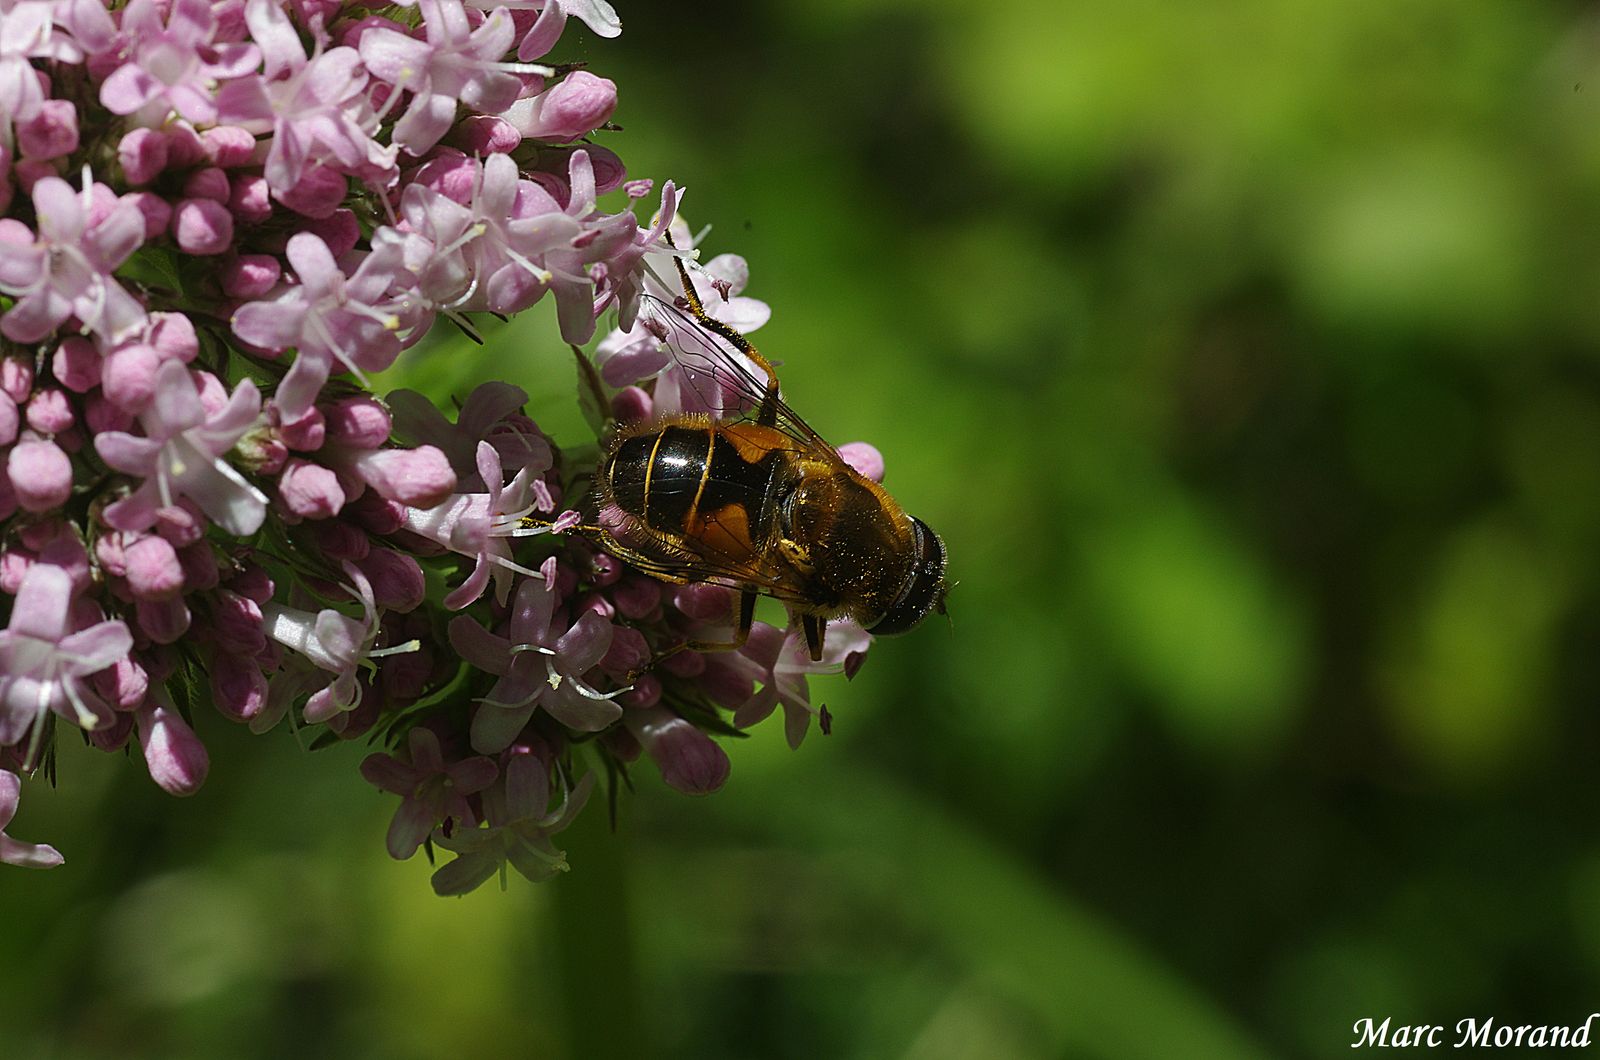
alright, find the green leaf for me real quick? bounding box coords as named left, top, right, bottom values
left=570, top=343, right=610, bottom=438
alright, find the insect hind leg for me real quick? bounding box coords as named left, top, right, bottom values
left=664, top=233, right=782, bottom=427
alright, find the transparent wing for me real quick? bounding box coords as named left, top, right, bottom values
left=599, top=508, right=815, bottom=605
left=636, top=293, right=837, bottom=455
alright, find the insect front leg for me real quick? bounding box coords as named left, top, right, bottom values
left=665, top=234, right=783, bottom=427
left=642, top=589, right=758, bottom=679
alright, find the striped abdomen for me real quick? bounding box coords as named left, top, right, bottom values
left=603, top=423, right=790, bottom=562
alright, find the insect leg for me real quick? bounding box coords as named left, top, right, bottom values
left=664, top=233, right=783, bottom=427
left=800, top=613, right=826, bottom=662
left=644, top=590, right=759, bottom=678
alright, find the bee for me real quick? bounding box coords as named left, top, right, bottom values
left=590, top=253, right=948, bottom=662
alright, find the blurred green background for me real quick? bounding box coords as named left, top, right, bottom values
left=12, top=0, right=1600, bottom=1056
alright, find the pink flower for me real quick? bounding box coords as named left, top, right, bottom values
left=231, top=232, right=428, bottom=419
left=449, top=565, right=624, bottom=753
left=359, top=727, right=497, bottom=859
left=0, top=177, right=146, bottom=344
left=731, top=621, right=873, bottom=749
left=214, top=0, right=393, bottom=194
left=0, top=770, right=63, bottom=868
left=396, top=152, right=582, bottom=315
left=429, top=754, right=593, bottom=895
left=98, top=0, right=262, bottom=126
left=95, top=360, right=268, bottom=536
left=359, top=0, right=544, bottom=157
left=0, top=564, right=132, bottom=747
left=400, top=441, right=542, bottom=609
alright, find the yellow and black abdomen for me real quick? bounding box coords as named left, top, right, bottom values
left=603, top=423, right=787, bottom=564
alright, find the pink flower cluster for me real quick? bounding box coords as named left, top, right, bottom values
left=0, top=0, right=874, bottom=893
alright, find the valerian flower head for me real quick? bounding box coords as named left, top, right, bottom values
left=0, top=0, right=879, bottom=891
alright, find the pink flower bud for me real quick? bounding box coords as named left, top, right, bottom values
left=347, top=491, right=405, bottom=534
left=357, top=548, right=425, bottom=612
left=201, top=125, right=256, bottom=168
left=278, top=458, right=345, bottom=519
left=118, top=128, right=168, bottom=185
left=220, top=254, right=282, bottom=298
left=230, top=564, right=274, bottom=604
left=674, top=584, right=734, bottom=622
left=620, top=673, right=662, bottom=709
left=124, top=534, right=185, bottom=600
left=408, top=149, right=478, bottom=204
left=8, top=437, right=71, bottom=511
left=100, top=343, right=161, bottom=411
left=613, top=576, right=661, bottom=620
left=182, top=167, right=230, bottom=204
left=52, top=337, right=100, bottom=393
left=611, top=385, right=652, bottom=423
left=304, top=209, right=359, bottom=258
left=88, top=712, right=134, bottom=753
left=94, top=655, right=150, bottom=711
left=280, top=407, right=326, bottom=451
left=307, top=520, right=369, bottom=561
left=213, top=590, right=266, bottom=654
left=0, top=393, right=17, bottom=447
left=1, top=355, right=33, bottom=403
left=276, top=163, right=346, bottom=218
left=0, top=548, right=27, bottom=594
left=95, top=532, right=127, bottom=577
left=175, top=372, right=222, bottom=421
left=348, top=445, right=456, bottom=507
left=601, top=625, right=650, bottom=677
left=148, top=313, right=198, bottom=364
left=630, top=710, right=729, bottom=795
left=575, top=592, right=614, bottom=620
left=178, top=543, right=218, bottom=591
left=25, top=389, right=73, bottom=435
left=18, top=100, right=78, bottom=161
left=135, top=597, right=191, bottom=643
left=171, top=198, right=233, bottom=255
left=228, top=172, right=272, bottom=224
left=14, top=160, right=57, bottom=194
left=211, top=654, right=267, bottom=721
left=584, top=144, right=627, bottom=194
left=235, top=426, right=287, bottom=474
left=154, top=500, right=205, bottom=547
left=507, top=72, right=618, bottom=142
left=452, top=115, right=522, bottom=155
left=163, top=123, right=205, bottom=169
left=137, top=700, right=210, bottom=796
left=125, top=191, right=173, bottom=239
left=324, top=396, right=390, bottom=448
left=836, top=441, right=885, bottom=483
left=698, top=656, right=755, bottom=710
left=660, top=648, right=706, bottom=678
left=84, top=392, right=134, bottom=433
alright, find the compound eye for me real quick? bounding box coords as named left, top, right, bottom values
left=866, top=517, right=947, bottom=636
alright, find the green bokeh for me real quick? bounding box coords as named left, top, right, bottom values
left=10, top=1, right=1600, bottom=1056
